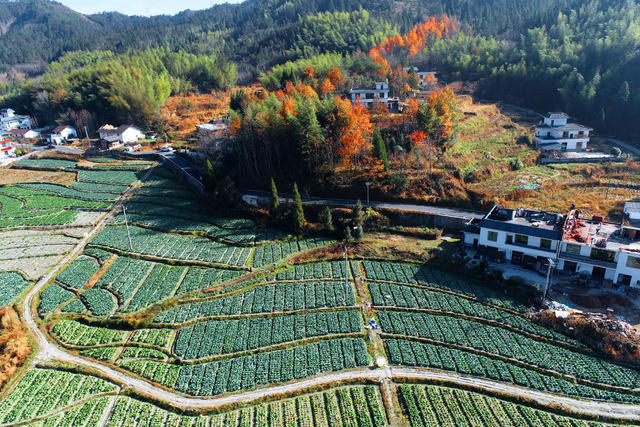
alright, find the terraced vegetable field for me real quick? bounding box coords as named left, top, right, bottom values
left=0, top=365, right=388, bottom=426
left=398, top=384, right=617, bottom=426
left=5, top=160, right=639, bottom=425
left=0, top=271, right=32, bottom=305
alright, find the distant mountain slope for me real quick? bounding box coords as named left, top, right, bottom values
left=0, top=0, right=583, bottom=68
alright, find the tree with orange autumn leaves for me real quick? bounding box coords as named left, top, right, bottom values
left=368, top=15, right=460, bottom=78
left=333, top=97, right=373, bottom=167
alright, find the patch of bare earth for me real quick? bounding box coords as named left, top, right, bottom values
left=0, top=308, right=31, bottom=392
left=0, top=169, right=76, bottom=186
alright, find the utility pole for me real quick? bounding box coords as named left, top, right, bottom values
left=365, top=182, right=371, bottom=207
left=123, top=206, right=133, bottom=251
left=542, top=258, right=556, bottom=305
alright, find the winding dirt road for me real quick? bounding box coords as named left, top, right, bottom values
left=17, top=168, right=640, bottom=422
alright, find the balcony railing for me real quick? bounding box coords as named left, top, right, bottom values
left=560, top=252, right=617, bottom=269
left=535, top=135, right=589, bottom=141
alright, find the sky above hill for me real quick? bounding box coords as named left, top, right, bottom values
left=59, top=0, right=242, bottom=16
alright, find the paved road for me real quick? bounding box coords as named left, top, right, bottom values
left=243, top=190, right=485, bottom=220
left=604, top=137, right=640, bottom=157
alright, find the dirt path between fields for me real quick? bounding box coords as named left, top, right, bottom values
left=18, top=168, right=640, bottom=423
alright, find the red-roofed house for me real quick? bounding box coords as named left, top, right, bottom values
left=9, top=128, right=39, bottom=139
left=0, top=139, right=15, bottom=158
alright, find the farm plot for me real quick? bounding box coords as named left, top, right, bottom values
left=105, top=385, right=386, bottom=426
left=70, top=181, right=129, bottom=194
left=385, top=338, right=640, bottom=404
left=122, top=337, right=370, bottom=395
left=156, top=280, right=356, bottom=324
left=77, top=169, right=143, bottom=185
left=0, top=367, right=118, bottom=426
left=90, top=225, right=252, bottom=266
left=112, top=212, right=288, bottom=245
left=398, top=383, right=617, bottom=426
left=378, top=310, right=640, bottom=389
left=16, top=183, right=119, bottom=201
left=16, top=158, right=77, bottom=170
left=369, top=281, right=582, bottom=346
left=0, top=230, right=77, bottom=249
left=52, top=320, right=173, bottom=351
left=0, top=243, right=73, bottom=260
left=121, top=263, right=186, bottom=313
left=173, top=310, right=362, bottom=360
left=362, top=260, right=525, bottom=312
left=0, top=271, right=32, bottom=305
left=124, top=201, right=256, bottom=230
left=80, top=288, right=117, bottom=316
left=273, top=261, right=350, bottom=281
left=53, top=320, right=128, bottom=346
left=55, top=256, right=100, bottom=289
left=0, top=186, right=110, bottom=210
left=173, top=266, right=243, bottom=295
left=38, top=284, right=76, bottom=314
left=87, top=256, right=243, bottom=313
left=253, top=238, right=334, bottom=267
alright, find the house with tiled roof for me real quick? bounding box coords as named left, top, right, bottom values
left=535, top=112, right=592, bottom=152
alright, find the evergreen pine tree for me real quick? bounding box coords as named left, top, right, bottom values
left=291, top=183, right=305, bottom=234
left=319, top=206, right=334, bottom=233
left=270, top=177, right=280, bottom=218
left=204, top=159, right=216, bottom=193
left=372, top=129, right=388, bottom=170
left=352, top=200, right=365, bottom=241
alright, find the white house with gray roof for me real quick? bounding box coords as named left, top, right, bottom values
left=464, top=203, right=640, bottom=288
left=535, top=112, right=592, bottom=152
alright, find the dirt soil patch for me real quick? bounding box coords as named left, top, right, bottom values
left=569, top=293, right=634, bottom=309
left=0, top=169, right=76, bottom=186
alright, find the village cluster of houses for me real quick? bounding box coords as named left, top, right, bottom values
left=464, top=202, right=640, bottom=289
left=349, top=68, right=439, bottom=113
left=0, top=106, right=149, bottom=157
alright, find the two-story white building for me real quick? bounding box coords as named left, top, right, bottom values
left=463, top=206, right=564, bottom=270
left=558, top=207, right=640, bottom=286
left=464, top=203, right=640, bottom=288
left=0, top=109, right=32, bottom=135
left=535, top=112, right=592, bottom=152
left=0, top=139, right=16, bottom=158
left=350, top=81, right=400, bottom=112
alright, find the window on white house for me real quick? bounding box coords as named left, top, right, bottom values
left=565, top=244, right=581, bottom=254
left=540, top=239, right=552, bottom=250
left=515, top=234, right=528, bottom=245
left=488, top=231, right=498, bottom=242
left=627, top=256, right=640, bottom=270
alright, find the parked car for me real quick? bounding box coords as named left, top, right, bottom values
left=161, top=145, right=173, bottom=152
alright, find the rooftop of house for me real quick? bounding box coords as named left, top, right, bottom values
left=52, top=125, right=74, bottom=133
left=99, top=124, right=139, bottom=135
left=544, top=112, right=570, bottom=119
left=479, top=206, right=565, bottom=240
left=562, top=209, right=640, bottom=252
left=536, top=123, right=593, bottom=133
left=625, top=202, right=640, bottom=228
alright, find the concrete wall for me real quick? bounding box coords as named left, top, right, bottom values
left=377, top=208, right=475, bottom=231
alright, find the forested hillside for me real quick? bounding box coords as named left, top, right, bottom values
left=0, top=0, right=582, bottom=69
left=1, top=0, right=640, bottom=140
